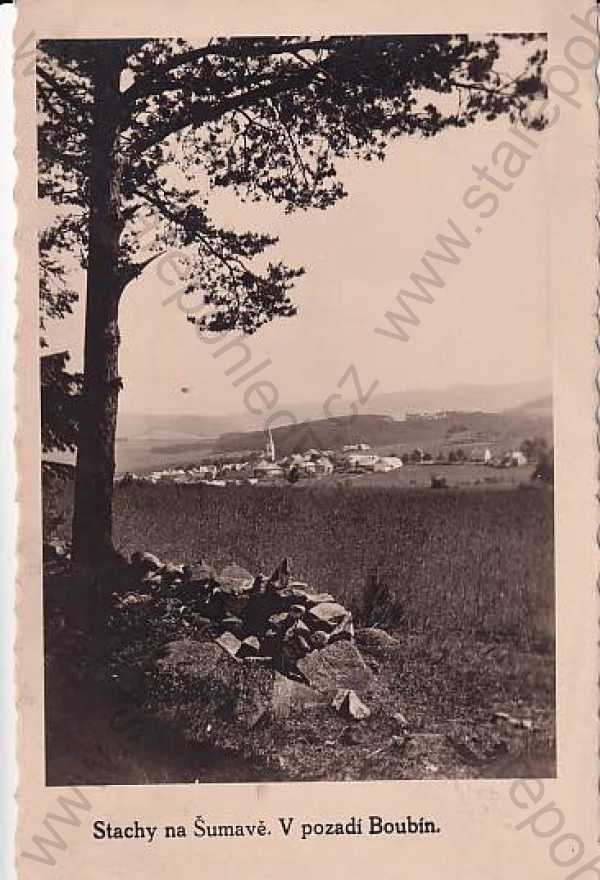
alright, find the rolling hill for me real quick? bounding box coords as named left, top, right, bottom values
left=214, top=403, right=553, bottom=458
left=116, top=380, right=552, bottom=440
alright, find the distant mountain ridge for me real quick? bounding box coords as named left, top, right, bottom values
left=214, top=404, right=553, bottom=458
left=118, top=379, right=552, bottom=441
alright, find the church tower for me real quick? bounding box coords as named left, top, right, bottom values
left=265, top=428, right=275, bottom=462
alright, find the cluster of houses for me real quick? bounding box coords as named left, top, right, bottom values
left=117, top=431, right=530, bottom=487
left=243, top=433, right=406, bottom=481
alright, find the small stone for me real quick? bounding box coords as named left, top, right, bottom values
left=162, top=561, right=184, bottom=576
left=268, top=612, right=290, bottom=630
left=189, top=615, right=212, bottom=630
left=365, top=657, right=380, bottom=675
left=276, top=587, right=336, bottom=608
left=120, top=593, right=152, bottom=607
left=392, top=711, right=409, bottom=729
left=250, top=574, right=267, bottom=594
left=329, top=614, right=354, bottom=642
left=310, top=630, right=329, bottom=649
left=268, top=557, right=292, bottom=590
left=332, top=689, right=371, bottom=721
left=238, top=636, right=261, bottom=658
left=288, top=604, right=306, bottom=619
left=134, top=551, right=162, bottom=572
left=141, top=572, right=162, bottom=587
left=295, top=636, right=312, bottom=656
left=283, top=620, right=311, bottom=641
left=183, top=562, right=217, bottom=582
left=215, top=631, right=242, bottom=657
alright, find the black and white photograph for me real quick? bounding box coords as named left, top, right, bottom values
left=37, top=33, right=557, bottom=786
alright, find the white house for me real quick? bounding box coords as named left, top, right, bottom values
left=314, top=456, right=334, bottom=476
left=345, top=453, right=380, bottom=472
left=511, top=450, right=528, bottom=467
left=253, top=459, right=284, bottom=479
left=373, top=456, right=404, bottom=472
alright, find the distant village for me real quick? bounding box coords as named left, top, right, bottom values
left=116, top=426, right=530, bottom=487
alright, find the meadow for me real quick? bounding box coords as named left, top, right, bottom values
left=46, top=472, right=554, bottom=648
left=44, top=471, right=555, bottom=781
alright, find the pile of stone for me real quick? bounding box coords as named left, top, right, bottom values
left=122, top=553, right=356, bottom=682
left=112, top=552, right=377, bottom=749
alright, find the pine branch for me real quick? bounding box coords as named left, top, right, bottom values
left=123, top=37, right=339, bottom=104
left=133, top=65, right=320, bottom=154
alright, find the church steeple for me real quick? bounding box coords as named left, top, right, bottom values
left=265, top=428, right=275, bottom=462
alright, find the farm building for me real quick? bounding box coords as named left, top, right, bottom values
left=253, top=459, right=284, bottom=479
left=313, top=456, right=334, bottom=475
left=296, top=459, right=316, bottom=476
left=373, top=456, right=404, bottom=472
left=344, top=453, right=380, bottom=472
left=510, top=450, right=528, bottom=467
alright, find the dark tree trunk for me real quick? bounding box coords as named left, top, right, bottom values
left=71, top=48, right=127, bottom=566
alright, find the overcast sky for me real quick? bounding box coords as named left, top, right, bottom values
left=45, top=111, right=551, bottom=418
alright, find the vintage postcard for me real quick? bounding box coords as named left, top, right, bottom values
left=13, top=0, right=598, bottom=877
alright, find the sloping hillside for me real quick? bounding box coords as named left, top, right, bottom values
left=214, top=405, right=553, bottom=457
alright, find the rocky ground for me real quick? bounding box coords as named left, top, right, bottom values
left=43, top=544, right=556, bottom=785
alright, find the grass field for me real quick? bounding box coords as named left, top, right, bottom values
left=307, top=462, right=537, bottom=489
left=46, top=471, right=554, bottom=647
left=44, top=470, right=555, bottom=781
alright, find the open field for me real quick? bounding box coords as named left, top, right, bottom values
left=303, top=462, right=537, bottom=490
left=45, top=471, right=554, bottom=645
left=43, top=469, right=555, bottom=781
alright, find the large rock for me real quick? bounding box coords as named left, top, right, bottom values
left=307, top=601, right=351, bottom=632
left=149, top=639, right=323, bottom=748
left=219, top=564, right=255, bottom=594
left=297, top=641, right=374, bottom=696
left=151, top=639, right=276, bottom=740
left=271, top=672, right=326, bottom=718
left=355, top=627, right=402, bottom=657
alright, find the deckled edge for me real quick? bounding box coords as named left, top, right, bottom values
left=13, top=7, right=44, bottom=877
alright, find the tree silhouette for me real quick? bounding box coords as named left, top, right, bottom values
left=40, top=351, right=82, bottom=453
left=37, top=35, right=547, bottom=564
